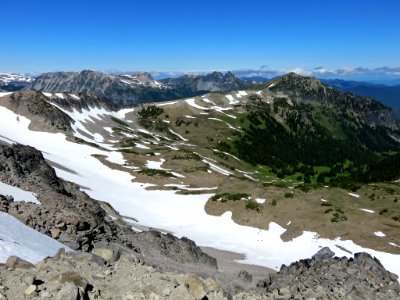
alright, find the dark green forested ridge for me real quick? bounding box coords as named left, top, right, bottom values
left=224, top=74, right=400, bottom=186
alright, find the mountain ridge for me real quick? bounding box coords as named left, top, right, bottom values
left=23, top=70, right=252, bottom=106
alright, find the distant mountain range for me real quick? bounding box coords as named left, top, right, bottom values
left=160, top=71, right=253, bottom=92
left=22, top=70, right=253, bottom=106
left=0, top=73, right=32, bottom=91
left=321, top=79, right=400, bottom=116
left=2, top=70, right=399, bottom=114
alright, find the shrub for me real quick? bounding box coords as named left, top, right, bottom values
left=246, top=200, right=262, bottom=213
left=111, top=116, right=129, bottom=127
left=210, top=193, right=250, bottom=202
left=331, top=209, right=347, bottom=223
left=139, top=168, right=175, bottom=177
left=284, top=192, right=294, bottom=198
left=379, top=208, right=388, bottom=215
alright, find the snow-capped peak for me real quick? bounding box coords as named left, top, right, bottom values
left=118, top=72, right=164, bottom=88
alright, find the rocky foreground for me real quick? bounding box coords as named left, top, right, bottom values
left=0, top=247, right=399, bottom=299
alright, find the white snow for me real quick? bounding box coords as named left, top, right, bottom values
left=185, top=98, right=209, bottom=110
left=374, top=231, right=386, bottom=237
left=202, top=98, right=215, bottom=105
left=69, top=94, right=80, bottom=100
left=0, top=181, right=40, bottom=204
left=255, top=198, right=266, bottom=204
left=225, top=95, right=239, bottom=105
left=360, top=208, right=375, bottom=213
left=146, top=159, right=166, bottom=170
left=185, top=115, right=196, bottom=119
left=157, top=101, right=177, bottom=106
left=169, top=129, right=188, bottom=141
left=171, top=172, right=185, bottom=178
left=1, top=105, right=400, bottom=278
left=0, top=92, right=13, bottom=98
left=105, top=151, right=126, bottom=165
left=209, top=117, right=223, bottom=122
left=321, top=199, right=328, bottom=202
left=135, top=143, right=150, bottom=150
left=238, top=91, right=247, bottom=96
left=0, top=212, right=70, bottom=264
left=42, top=92, right=52, bottom=98
left=103, top=127, right=113, bottom=134
left=348, top=193, right=360, bottom=198
left=202, top=159, right=233, bottom=176
left=287, top=221, right=292, bottom=226
left=55, top=93, right=64, bottom=99
left=115, top=108, right=135, bottom=119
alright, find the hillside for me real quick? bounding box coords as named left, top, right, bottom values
left=323, top=79, right=400, bottom=116
left=0, top=75, right=399, bottom=298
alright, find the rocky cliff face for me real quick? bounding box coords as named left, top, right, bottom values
left=24, top=70, right=173, bottom=105
left=160, top=71, right=252, bottom=92
left=0, top=143, right=217, bottom=271
left=24, top=70, right=251, bottom=106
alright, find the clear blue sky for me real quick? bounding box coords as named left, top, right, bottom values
left=1, top=0, right=399, bottom=74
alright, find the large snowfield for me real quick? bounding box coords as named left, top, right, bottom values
left=0, top=104, right=400, bottom=277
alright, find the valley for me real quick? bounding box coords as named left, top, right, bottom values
left=1, top=73, right=399, bottom=281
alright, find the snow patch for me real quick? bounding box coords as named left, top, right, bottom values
left=0, top=181, right=40, bottom=204
left=348, top=193, right=360, bottom=198
left=0, top=212, right=70, bottom=264
left=70, top=94, right=80, bottom=100
left=0, top=92, right=13, bottom=98
left=374, top=231, right=386, bottom=237
left=55, top=93, right=64, bottom=99
left=360, top=208, right=375, bottom=213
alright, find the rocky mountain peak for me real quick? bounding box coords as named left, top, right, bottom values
left=224, top=71, right=236, bottom=80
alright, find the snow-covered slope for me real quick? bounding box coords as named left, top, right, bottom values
left=0, top=212, right=69, bottom=264
left=0, top=100, right=400, bottom=279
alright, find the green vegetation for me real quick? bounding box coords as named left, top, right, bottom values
left=111, top=116, right=129, bottom=127
left=73, top=137, right=101, bottom=148
left=271, top=198, right=277, bottom=206
left=138, top=105, right=164, bottom=119
left=284, top=192, right=294, bottom=198
left=246, top=200, right=262, bottom=212
left=119, top=138, right=137, bottom=148
left=222, top=97, right=400, bottom=190
left=210, top=193, right=250, bottom=202
left=331, top=208, right=348, bottom=223
left=138, top=168, right=176, bottom=177
left=379, top=208, right=388, bottom=215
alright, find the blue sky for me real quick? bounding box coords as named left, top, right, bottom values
left=1, top=0, right=399, bottom=79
